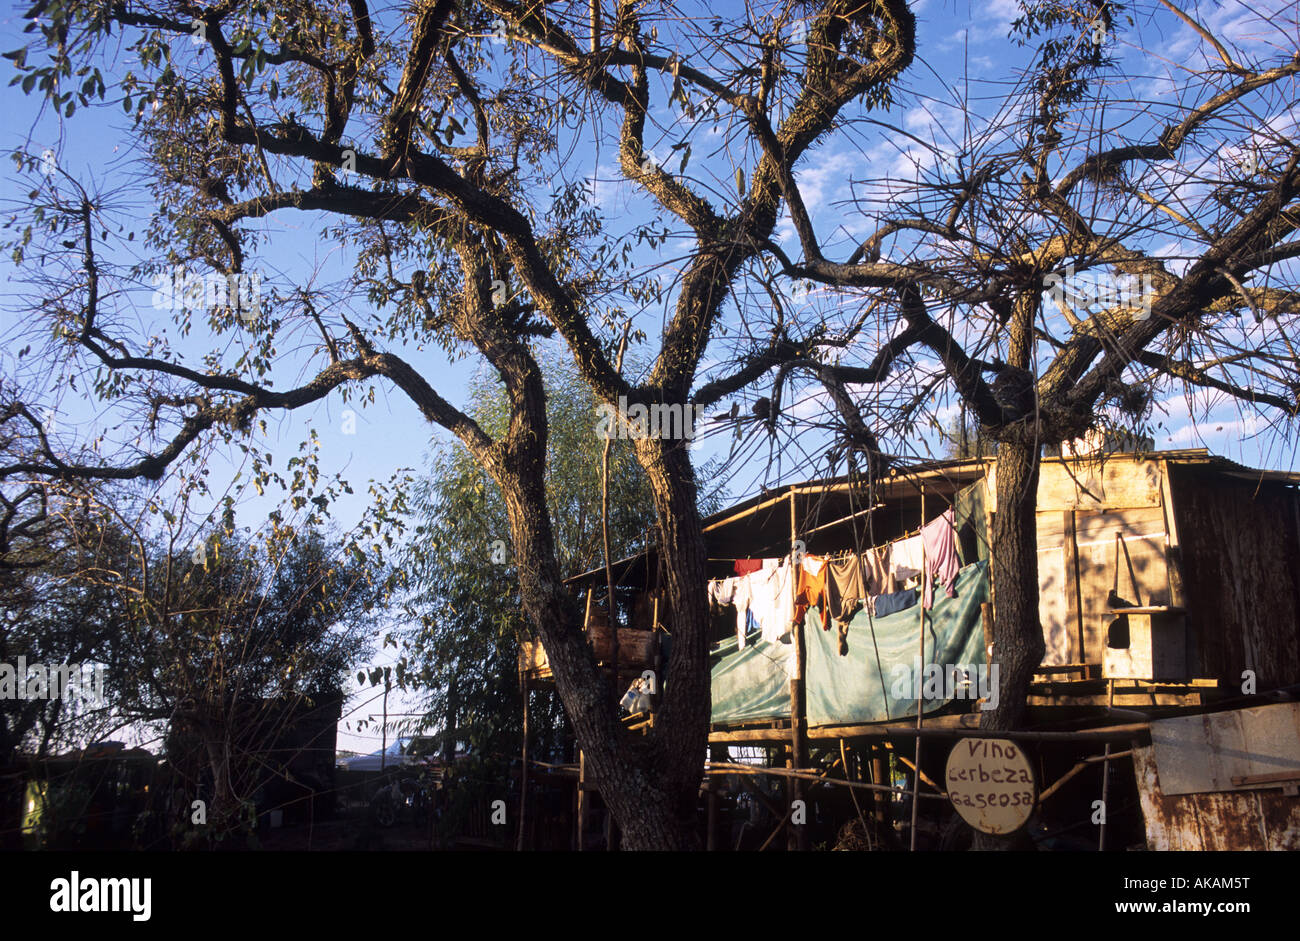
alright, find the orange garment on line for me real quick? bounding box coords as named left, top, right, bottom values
left=792, top=556, right=831, bottom=632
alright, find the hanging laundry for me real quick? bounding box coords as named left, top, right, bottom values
left=733, top=559, right=764, bottom=576
left=836, top=622, right=850, bottom=657
left=921, top=508, right=961, bottom=609
left=860, top=545, right=897, bottom=599
left=873, top=586, right=919, bottom=617
left=792, top=555, right=830, bottom=632
left=747, top=557, right=795, bottom=644
left=887, top=510, right=961, bottom=609
left=619, top=677, right=654, bottom=715
left=832, top=546, right=897, bottom=619
left=890, top=532, right=925, bottom=583
left=709, top=575, right=754, bottom=648
left=827, top=554, right=866, bottom=621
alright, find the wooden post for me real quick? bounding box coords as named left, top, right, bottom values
left=1158, top=461, right=1186, bottom=609
left=706, top=743, right=726, bottom=851
left=1064, top=510, right=1086, bottom=663
left=981, top=602, right=994, bottom=670
left=1100, top=679, right=1114, bottom=851
left=650, top=596, right=660, bottom=711
left=576, top=749, right=587, bottom=852
left=788, top=490, right=809, bottom=850
left=602, top=329, right=628, bottom=714
left=910, top=485, right=926, bottom=852
left=380, top=673, right=389, bottom=772
left=872, top=746, right=889, bottom=828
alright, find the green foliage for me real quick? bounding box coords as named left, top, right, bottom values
left=394, top=346, right=662, bottom=762
left=0, top=488, right=129, bottom=762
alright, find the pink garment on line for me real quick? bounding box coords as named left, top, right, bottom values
left=920, top=508, right=960, bottom=609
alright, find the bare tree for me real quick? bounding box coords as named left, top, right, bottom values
left=735, top=0, right=1300, bottom=750
left=9, top=0, right=1294, bottom=849
left=3, top=0, right=928, bottom=847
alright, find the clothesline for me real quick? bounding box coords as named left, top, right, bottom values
left=707, top=509, right=962, bottom=653
left=708, top=513, right=951, bottom=571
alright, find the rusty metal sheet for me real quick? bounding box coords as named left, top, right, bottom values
left=1132, top=744, right=1300, bottom=850
left=1149, top=702, right=1300, bottom=796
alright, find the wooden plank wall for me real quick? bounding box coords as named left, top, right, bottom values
left=987, top=457, right=1173, bottom=666
left=1168, top=467, right=1300, bottom=690
left=988, top=456, right=1164, bottom=514
left=1073, top=505, right=1171, bottom=662
left=1036, top=513, right=1074, bottom=664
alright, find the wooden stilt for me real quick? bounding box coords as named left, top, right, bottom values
left=707, top=742, right=728, bottom=850
left=788, top=490, right=809, bottom=850
left=872, top=746, right=889, bottom=829
left=576, top=749, right=587, bottom=852
left=1100, top=679, right=1114, bottom=851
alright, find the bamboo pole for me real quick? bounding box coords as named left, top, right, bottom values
left=788, top=490, right=810, bottom=850
left=841, top=738, right=871, bottom=841
left=705, top=761, right=948, bottom=799
left=602, top=328, right=629, bottom=716
left=1039, top=749, right=1135, bottom=804
left=709, top=720, right=1149, bottom=744
left=650, top=595, right=660, bottom=711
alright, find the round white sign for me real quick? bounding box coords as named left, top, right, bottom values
left=944, top=738, right=1037, bottom=834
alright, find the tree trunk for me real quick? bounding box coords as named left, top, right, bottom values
left=985, top=436, right=1044, bottom=734
left=973, top=436, right=1044, bottom=850
left=204, top=733, right=240, bottom=837
left=633, top=435, right=713, bottom=833
left=499, top=461, right=694, bottom=849
left=482, top=339, right=707, bottom=849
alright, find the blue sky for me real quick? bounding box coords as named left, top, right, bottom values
left=2, top=0, right=1298, bottom=752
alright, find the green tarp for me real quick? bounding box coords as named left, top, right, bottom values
left=709, top=629, right=795, bottom=726
left=710, top=560, right=990, bottom=727
left=953, top=480, right=990, bottom=564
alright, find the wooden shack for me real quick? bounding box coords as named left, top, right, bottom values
left=522, top=448, right=1300, bottom=851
